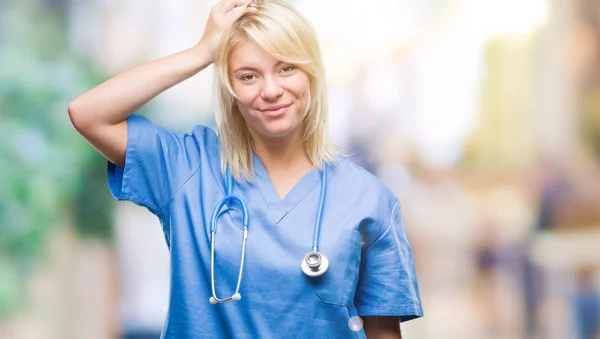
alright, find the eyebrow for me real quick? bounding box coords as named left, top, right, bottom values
left=232, top=61, right=286, bottom=74
left=232, top=66, right=259, bottom=73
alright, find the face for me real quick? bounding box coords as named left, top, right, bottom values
left=229, top=40, right=311, bottom=141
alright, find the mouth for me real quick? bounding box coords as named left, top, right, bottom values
left=259, top=103, right=292, bottom=117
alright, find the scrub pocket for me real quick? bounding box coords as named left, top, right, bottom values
left=315, top=230, right=362, bottom=308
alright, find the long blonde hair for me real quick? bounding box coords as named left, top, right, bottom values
left=213, top=0, right=337, bottom=181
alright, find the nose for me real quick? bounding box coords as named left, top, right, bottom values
left=260, top=75, right=284, bottom=101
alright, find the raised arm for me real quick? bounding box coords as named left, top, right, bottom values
left=68, top=0, right=255, bottom=168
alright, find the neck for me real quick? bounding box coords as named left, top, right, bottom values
left=251, top=128, right=311, bottom=173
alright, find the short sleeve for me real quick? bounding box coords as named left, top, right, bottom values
left=107, top=114, right=202, bottom=215
left=354, top=200, right=423, bottom=322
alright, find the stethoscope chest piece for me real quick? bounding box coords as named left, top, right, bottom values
left=301, top=251, right=329, bottom=277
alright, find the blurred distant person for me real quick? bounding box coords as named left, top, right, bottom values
left=523, top=159, right=570, bottom=337
left=573, top=268, right=599, bottom=339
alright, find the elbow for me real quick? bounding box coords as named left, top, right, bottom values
left=67, top=99, right=90, bottom=133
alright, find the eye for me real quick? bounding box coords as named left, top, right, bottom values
left=280, top=65, right=296, bottom=73
left=239, top=74, right=256, bottom=82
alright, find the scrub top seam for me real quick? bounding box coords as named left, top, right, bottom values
left=253, top=175, right=281, bottom=224
left=284, top=157, right=346, bottom=214
left=363, top=199, right=399, bottom=251
left=156, top=126, right=223, bottom=216
left=155, top=162, right=203, bottom=216
left=204, top=127, right=227, bottom=197
left=263, top=156, right=347, bottom=224
left=250, top=152, right=283, bottom=223
left=355, top=301, right=419, bottom=308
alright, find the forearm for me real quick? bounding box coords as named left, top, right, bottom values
left=363, top=316, right=402, bottom=339
left=365, top=332, right=401, bottom=339
left=68, top=43, right=212, bottom=128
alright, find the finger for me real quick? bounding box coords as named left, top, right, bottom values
left=226, top=0, right=255, bottom=18
left=212, top=0, right=226, bottom=12
left=221, top=0, right=252, bottom=12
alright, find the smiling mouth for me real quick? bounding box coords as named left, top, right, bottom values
left=260, top=103, right=292, bottom=117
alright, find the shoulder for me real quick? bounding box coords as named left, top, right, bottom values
left=190, top=124, right=218, bottom=137
left=332, top=158, right=410, bottom=249
left=330, top=156, right=400, bottom=219
left=182, top=125, right=222, bottom=178
left=129, top=114, right=219, bottom=149
left=128, top=114, right=222, bottom=174
left=189, top=124, right=219, bottom=148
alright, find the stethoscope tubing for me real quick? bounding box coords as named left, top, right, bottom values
left=312, top=164, right=327, bottom=252
left=209, top=163, right=328, bottom=304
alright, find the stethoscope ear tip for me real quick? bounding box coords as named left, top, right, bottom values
left=232, top=293, right=241, bottom=301
left=209, top=297, right=218, bottom=304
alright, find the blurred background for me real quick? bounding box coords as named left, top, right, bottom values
left=1, top=0, right=600, bottom=338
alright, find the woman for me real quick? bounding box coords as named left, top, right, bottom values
left=68, top=0, right=423, bottom=338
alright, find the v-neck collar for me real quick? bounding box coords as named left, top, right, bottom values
left=252, top=153, right=323, bottom=224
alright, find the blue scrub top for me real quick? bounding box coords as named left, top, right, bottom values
left=108, top=114, right=423, bottom=338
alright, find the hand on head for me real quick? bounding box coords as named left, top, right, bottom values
left=198, top=0, right=257, bottom=62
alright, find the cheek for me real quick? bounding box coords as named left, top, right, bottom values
left=232, top=87, right=256, bottom=112
left=299, top=85, right=311, bottom=114
left=229, top=88, right=248, bottom=117
left=296, top=77, right=311, bottom=104
left=235, top=99, right=253, bottom=122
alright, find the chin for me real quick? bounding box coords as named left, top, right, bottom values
left=258, top=120, right=300, bottom=139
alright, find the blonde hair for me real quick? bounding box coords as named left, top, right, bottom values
left=213, top=0, right=337, bottom=181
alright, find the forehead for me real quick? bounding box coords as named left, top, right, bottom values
left=229, top=40, right=281, bottom=71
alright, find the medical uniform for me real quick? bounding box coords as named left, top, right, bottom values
left=108, top=114, right=423, bottom=338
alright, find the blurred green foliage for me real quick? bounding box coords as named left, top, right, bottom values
left=0, top=3, right=112, bottom=318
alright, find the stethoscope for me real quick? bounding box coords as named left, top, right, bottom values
left=208, top=164, right=329, bottom=304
